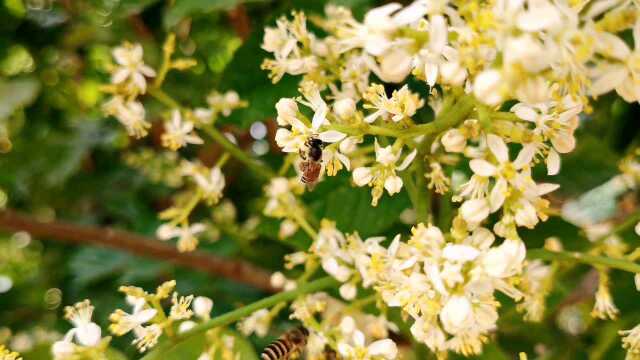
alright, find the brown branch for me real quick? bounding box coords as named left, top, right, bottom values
left=0, top=210, right=277, bottom=293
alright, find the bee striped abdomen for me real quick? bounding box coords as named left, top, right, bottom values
left=261, top=327, right=309, bottom=360
left=261, top=339, right=290, bottom=360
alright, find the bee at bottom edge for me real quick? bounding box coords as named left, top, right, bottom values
left=261, top=326, right=309, bottom=360
left=299, top=137, right=324, bottom=190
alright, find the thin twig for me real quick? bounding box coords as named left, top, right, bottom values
left=0, top=210, right=277, bottom=293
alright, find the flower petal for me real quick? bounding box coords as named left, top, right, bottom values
left=487, top=134, right=509, bottom=163
left=470, top=159, right=497, bottom=177
left=318, top=130, right=347, bottom=143
left=397, top=149, right=417, bottom=171
left=546, top=149, right=561, bottom=175
left=513, top=144, right=535, bottom=169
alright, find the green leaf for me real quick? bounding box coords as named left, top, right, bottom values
left=552, top=134, right=619, bottom=196
left=115, top=0, right=162, bottom=17
left=106, top=348, right=129, bottom=360
left=140, top=329, right=258, bottom=360
left=311, top=179, right=410, bottom=237
left=69, top=247, right=130, bottom=287
left=4, top=0, right=25, bottom=18
left=219, top=12, right=298, bottom=128
left=164, top=0, right=267, bottom=28
left=0, top=77, right=40, bottom=120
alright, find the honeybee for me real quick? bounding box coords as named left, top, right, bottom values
left=261, top=326, right=309, bottom=360
left=299, top=136, right=324, bottom=189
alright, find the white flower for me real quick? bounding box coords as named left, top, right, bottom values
left=511, top=100, right=581, bottom=175
left=337, top=330, right=397, bottom=360
left=178, top=321, right=196, bottom=333
left=440, top=295, right=473, bottom=334
left=238, top=309, right=271, bottom=337
left=371, top=47, right=414, bottom=83
left=338, top=2, right=426, bottom=56
left=482, top=239, right=526, bottom=278
left=274, top=95, right=345, bottom=153
left=363, top=84, right=424, bottom=123
left=206, top=90, right=246, bottom=117
left=169, top=293, right=194, bottom=321
left=620, top=323, right=640, bottom=359
left=504, top=35, right=550, bottom=73
left=109, top=297, right=157, bottom=336
left=515, top=0, right=562, bottom=32
left=339, top=283, right=357, bottom=300
left=590, top=21, right=640, bottom=102
left=193, top=167, right=225, bottom=203
left=162, top=110, right=204, bottom=151
left=156, top=223, right=206, bottom=253
left=591, top=271, right=619, bottom=320
left=473, top=70, right=505, bottom=106
left=333, top=98, right=357, bottom=119
left=132, top=324, right=162, bottom=352
left=411, top=318, right=446, bottom=352
left=352, top=141, right=417, bottom=205
left=469, top=134, right=536, bottom=211
left=441, top=128, right=467, bottom=153
left=53, top=300, right=103, bottom=356
left=192, top=297, right=213, bottom=321
left=414, top=15, right=466, bottom=87
left=459, top=198, right=491, bottom=228
left=102, top=97, right=150, bottom=138
left=111, top=42, right=156, bottom=94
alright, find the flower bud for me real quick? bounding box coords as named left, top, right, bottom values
left=473, top=69, right=505, bottom=106
left=333, top=98, right=356, bottom=119
left=376, top=48, right=413, bottom=83
left=441, top=129, right=466, bottom=153
left=275, top=98, right=298, bottom=125
left=193, top=296, right=213, bottom=319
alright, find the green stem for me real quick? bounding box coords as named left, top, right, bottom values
left=400, top=171, right=419, bottom=213
left=290, top=209, right=318, bottom=240
left=326, top=96, right=474, bottom=140
left=153, top=34, right=176, bottom=89
left=401, top=95, right=475, bottom=138
left=528, top=249, right=640, bottom=273
left=140, top=276, right=338, bottom=360
left=595, top=210, right=640, bottom=245
left=201, top=125, right=276, bottom=180
left=215, top=152, right=231, bottom=168
left=327, top=123, right=405, bottom=138
left=492, top=111, right=521, bottom=122
left=413, top=158, right=430, bottom=223
left=148, top=88, right=181, bottom=109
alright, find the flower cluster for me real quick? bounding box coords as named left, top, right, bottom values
left=262, top=0, right=638, bottom=233
left=100, top=36, right=249, bottom=253
left=288, top=292, right=398, bottom=360
left=0, top=345, right=21, bottom=360
left=52, top=300, right=110, bottom=360
left=51, top=281, right=215, bottom=359
left=102, top=42, right=156, bottom=138
left=300, top=221, right=527, bottom=357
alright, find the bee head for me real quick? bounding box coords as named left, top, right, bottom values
left=308, top=138, right=324, bottom=149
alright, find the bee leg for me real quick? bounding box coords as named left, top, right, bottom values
left=299, top=148, right=307, bottom=160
